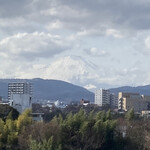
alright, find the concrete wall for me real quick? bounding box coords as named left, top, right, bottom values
left=10, top=93, right=32, bottom=113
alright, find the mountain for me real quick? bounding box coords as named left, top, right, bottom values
left=109, top=85, right=150, bottom=95
left=0, top=78, right=94, bottom=103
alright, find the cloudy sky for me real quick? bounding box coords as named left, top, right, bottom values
left=0, top=0, right=150, bottom=90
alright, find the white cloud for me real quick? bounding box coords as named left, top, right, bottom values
left=0, top=32, right=69, bottom=60
left=84, top=47, right=108, bottom=57
left=76, top=29, right=105, bottom=36
left=106, top=29, right=123, bottom=38
left=0, top=56, right=101, bottom=86
left=84, top=84, right=97, bottom=90
left=46, top=20, right=63, bottom=30
left=0, top=53, right=148, bottom=89
left=145, top=36, right=150, bottom=49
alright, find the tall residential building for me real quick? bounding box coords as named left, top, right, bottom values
left=118, top=92, right=150, bottom=113
left=95, top=89, right=110, bottom=106
left=8, top=82, right=32, bottom=113
left=110, top=93, right=118, bottom=108
left=8, top=82, right=32, bottom=100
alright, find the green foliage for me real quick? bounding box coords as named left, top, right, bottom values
left=88, top=110, right=94, bottom=121
left=106, top=109, right=111, bottom=120
left=0, top=106, right=150, bottom=150
left=0, top=104, right=19, bottom=120
left=6, top=111, right=13, bottom=120
left=29, top=136, right=57, bottom=150
left=0, top=109, right=31, bottom=149
left=17, top=109, right=32, bottom=132
left=43, top=108, right=62, bottom=122
left=58, top=109, right=117, bottom=150
left=96, top=110, right=106, bottom=122
left=125, top=108, right=134, bottom=121
left=0, top=118, right=18, bottom=149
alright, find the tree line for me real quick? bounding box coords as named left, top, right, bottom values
left=0, top=105, right=150, bottom=150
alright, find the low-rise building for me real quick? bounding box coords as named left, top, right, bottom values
left=32, top=112, right=44, bottom=122
left=118, top=92, right=150, bottom=113
left=80, top=99, right=90, bottom=106
left=141, top=110, right=150, bottom=117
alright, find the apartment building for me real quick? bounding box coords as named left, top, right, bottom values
left=8, top=82, right=32, bottom=100
left=8, top=82, right=32, bottom=113
left=110, top=93, right=118, bottom=108
left=118, top=92, right=150, bottom=112
left=95, top=89, right=118, bottom=108
left=95, top=89, right=110, bottom=106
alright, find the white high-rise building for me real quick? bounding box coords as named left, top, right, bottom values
left=8, top=82, right=32, bottom=113
left=95, top=89, right=118, bottom=108
left=8, top=82, right=32, bottom=100
left=95, top=89, right=110, bottom=106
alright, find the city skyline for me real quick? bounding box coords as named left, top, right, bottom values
left=0, top=0, right=150, bottom=90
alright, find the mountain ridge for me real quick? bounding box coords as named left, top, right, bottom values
left=0, top=78, right=94, bottom=103
left=109, top=85, right=150, bottom=95
left=1, top=78, right=150, bottom=103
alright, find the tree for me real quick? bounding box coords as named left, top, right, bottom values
left=17, top=109, right=32, bottom=132
left=106, top=109, right=111, bottom=120
left=125, top=108, right=134, bottom=121
left=0, top=104, right=19, bottom=121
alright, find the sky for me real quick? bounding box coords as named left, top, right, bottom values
left=0, top=0, right=150, bottom=91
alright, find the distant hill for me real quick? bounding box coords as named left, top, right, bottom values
left=0, top=78, right=94, bottom=103
left=110, top=85, right=150, bottom=96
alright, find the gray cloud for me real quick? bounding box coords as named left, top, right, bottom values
left=0, top=0, right=32, bottom=18
left=1, top=0, right=150, bottom=36
left=0, top=0, right=150, bottom=88
left=54, top=0, right=150, bottom=33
